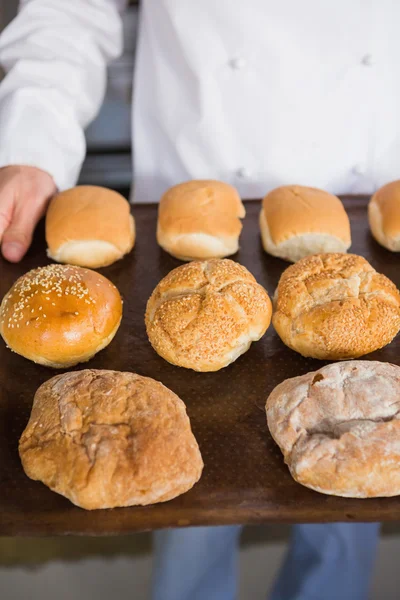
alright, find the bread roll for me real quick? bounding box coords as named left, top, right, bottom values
left=157, top=180, right=245, bottom=260
left=267, top=360, right=400, bottom=497
left=46, top=186, right=135, bottom=268
left=19, top=370, right=203, bottom=510
left=273, top=253, right=400, bottom=359
left=146, top=259, right=272, bottom=371
left=260, top=185, right=351, bottom=262
left=0, top=264, right=122, bottom=368
left=369, top=180, right=400, bottom=251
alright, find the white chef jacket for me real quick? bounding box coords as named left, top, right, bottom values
left=0, top=0, right=399, bottom=202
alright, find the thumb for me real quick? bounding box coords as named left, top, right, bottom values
left=2, top=197, right=45, bottom=263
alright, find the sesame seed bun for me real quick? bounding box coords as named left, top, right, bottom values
left=260, top=185, right=351, bottom=263
left=19, top=370, right=203, bottom=510
left=45, top=186, right=135, bottom=268
left=157, top=180, right=245, bottom=261
left=145, top=259, right=272, bottom=371
left=273, top=253, right=400, bottom=360
left=0, top=265, right=122, bottom=368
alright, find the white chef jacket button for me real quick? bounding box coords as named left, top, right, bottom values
left=361, top=54, right=373, bottom=66
left=229, top=57, right=247, bottom=70
left=236, top=167, right=251, bottom=179
left=353, top=164, right=365, bottom=176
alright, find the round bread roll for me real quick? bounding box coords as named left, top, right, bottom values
left=267, top=361, right=400, bottom=498
left=46, top=185, right=135, bottom=268
left=19, top=370, right=203, bottom=510
left=273, top=253, right=400, bottom=360
left=0, top=264, right=122, bottom=368
left=157, top=180, right=245, bottom=260
left=369, top=180, right=400, bottom=251
left=146, top=259, right=272, bottom=371
left=260, top=185, right=351, bottom=262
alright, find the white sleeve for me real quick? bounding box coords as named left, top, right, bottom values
left=0, top=0, right=126, bottom=190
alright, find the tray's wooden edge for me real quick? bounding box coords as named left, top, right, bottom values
left=0, top=505, right=390, bottom=536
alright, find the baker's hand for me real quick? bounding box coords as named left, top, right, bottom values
left=0, top=166, right=57, bottom=262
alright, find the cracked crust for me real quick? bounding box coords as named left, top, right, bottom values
left=19, top=370, right=203, bottom=510
left=145, top=259, right=272, bottom=371
left=266, top=361, right=400, bottom=497
left=272, top=253, right=400, bottom=359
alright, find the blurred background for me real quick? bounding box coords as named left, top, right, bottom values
left=1, top=2, right=400, bottom=599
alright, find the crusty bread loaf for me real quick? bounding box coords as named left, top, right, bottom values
left=0, top=264, right=122, bottom=368
left=260, top=185, right=351, bottom=262
left=157, top=180, right=245, bottom=260
left=146, top=259, right=272, bottom=371
left=267, top=360, right=400, bottom=497
left=273, top=253, right=400, bottom=359
left=19, top=370, right=203, bottom=510
left=46, top=186, right=135, bottom=268
left=369, top=180, right=400, bottom=251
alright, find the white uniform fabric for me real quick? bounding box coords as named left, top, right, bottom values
left=0, top=0, right=399, bottom=202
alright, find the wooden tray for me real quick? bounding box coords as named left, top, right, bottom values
left=1, top=197, right=400, bottom=536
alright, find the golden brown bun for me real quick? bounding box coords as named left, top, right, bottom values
left=157, top=180, right=245, bottom=260
left=19, top=370, right=203, bottom=510
left=146, top=259, right=272, bottom=371
left=260, top=185, right=351, bottom=262
left=0, top=265, right=122, bottom=368
left=273, top=253, right=400, bottom=360
left=267, top=361, right=400, bottom=497
left=369, top=181, right=400, bottom=251
left=46, top=185, right=135, bottom=268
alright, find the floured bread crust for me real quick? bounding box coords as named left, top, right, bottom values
left=19, top=370, right=203, bottom=510
left=266, top=361, right=400, bottom=498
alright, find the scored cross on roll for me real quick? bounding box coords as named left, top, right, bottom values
left=146, top=259, right=272, bottom=371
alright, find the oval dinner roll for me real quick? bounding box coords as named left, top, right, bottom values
left=260, top=185, right=351, bottom=262
left=267, top=361, right=400, bottom=498
left=19, top=370, right=203, bottom=510
left=146, top=259, right=272, bottom=371
left=157, top=180, right=245, bottom=260
left=0, top=264, right=122, bottom=368
left=369, top=180, right=400, bottom=251
left=273, top=253, right=400, bottom=360
left=46, top=185, right=135, bottom=268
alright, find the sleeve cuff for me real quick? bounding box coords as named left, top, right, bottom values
left=0, top=89, right=86, bottom=191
